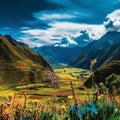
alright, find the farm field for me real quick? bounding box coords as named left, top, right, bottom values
left=0, top=68, right=90, bottom=103
left=0, top=68, right=120, bottom=119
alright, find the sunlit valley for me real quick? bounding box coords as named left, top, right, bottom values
left=0, top=0, right=120, bottom=119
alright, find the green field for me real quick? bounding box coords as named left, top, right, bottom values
left=0, top=68, right=91, bottom=103
left=0, top=68, right=120, bottom=120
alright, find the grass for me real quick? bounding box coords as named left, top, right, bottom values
left=0, top=68, right=120, bottom=119
left=0, top=68, right=89, bottom=102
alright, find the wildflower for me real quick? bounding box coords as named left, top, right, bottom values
left=83, top=103, right=98, bottom=114
left=98, top=95, right=101, bottom=100
left=99, top=82, right=104, bottom=85
left=22, top=116, right=28, bottom=120
left=67, top=95, right=73, bottom=100
left=61, top=105, right=66, bottom=110
left=69, top=105, right=84, bottom=119
left=33, top=100, right=39, bottom=103
left=77, top=108, right=84, bottom=118
left=83, top=104, right=90, bottom=112
left=8, top=92, right=14, bottom=97
left=90, top=103, right=98, bottom=114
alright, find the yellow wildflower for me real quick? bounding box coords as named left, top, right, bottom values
left=61, top=104, right=66, bottom=110
left=33, top=100, right=39, bottom=103
left=98, top=95, right=101, bottom=99
left=8, top=92, right=14, bottom=97
left=67, top=95, right=73, bottom=100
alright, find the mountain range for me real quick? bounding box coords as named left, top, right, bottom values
left=34, top=31, right=120, bottom=70
left=33, top=46, right=83, bottom=67
left=33, top=31, right=120, bottom=89
left=69, top=31, right=120, bottom=69
left=0, top=30, right=120, bottom=89
left=33, top=30, right=92, bottom=67
left=0, top=34, right=59, bottom=86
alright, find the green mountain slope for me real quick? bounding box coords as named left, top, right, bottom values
left=0, top=35, right=58, bottom=85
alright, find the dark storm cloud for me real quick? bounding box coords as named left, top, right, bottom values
left=0, top=0, right=63, bottom=27
left=45, top=0, right=120, bottom=24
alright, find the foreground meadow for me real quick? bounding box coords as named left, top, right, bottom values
left=0, top=68, right=120, bottom=120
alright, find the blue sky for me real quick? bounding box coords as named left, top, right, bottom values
left=0, top=0, right=120, bottom=47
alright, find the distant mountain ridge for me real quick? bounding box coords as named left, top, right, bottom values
left=0, top=34, right=58, bottom=86
left=69, top=31, right=120, bottom=69
left=58, top=30, right=92, bottom=47
left=33, top=46, right=83, bottom=67
left=32, top=30, right=92, bottom=67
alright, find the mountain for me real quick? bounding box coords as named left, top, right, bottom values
left=84, top=61, right=120, bottom=91
left=0, top=34, right=59, bottom=86
left=58, top=30, right=91, bottom=47
left=33, top=46, right=83, bottom=67
left=69, top=31, right=120, bottom=69
left=71, top=30, right=92, bottom=46
left=32, top=30, right=92, bottom=67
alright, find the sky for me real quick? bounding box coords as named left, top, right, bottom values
left=0, top=0, right=120, bottom=47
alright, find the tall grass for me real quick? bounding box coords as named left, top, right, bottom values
left=0, top=83, right=120, bottom=120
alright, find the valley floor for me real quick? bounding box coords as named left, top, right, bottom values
left=0, top=68, right=120, bottom=120
left=0, top=68, right=91, bottom=104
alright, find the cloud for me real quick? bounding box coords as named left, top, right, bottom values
left=15, top=9, right=120, bottom=48
left=104, top=9, right=120, bottom=31
left=22, top=29, right=45, bottom=36
left=58, top=30, right=92, bottom=47
left=33, top=12, right=76, bottom=21
left=1, top=0, right=120, bottom=48
left=20, top=27, right=30, bottom=30
left=20, top=21, right=106, bottom=47
left=60, top=35, right=78, bottom=47
left=19, top=37, right=44, bottom=48
left=49, top=21, right=106, bottom=40
left=107, top=9, right=120, bottom=20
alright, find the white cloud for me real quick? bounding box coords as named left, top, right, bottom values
left=104, top=9, right=120, bottom=31
left=20, top=21, right=106, bottom=47
left=20, top=27, right=30, bottom=30
left=22, top=29, right=45, bottom=36
left=34, top=13, right=76, bottom=20
left=72, top=32, right=83, bottom=38
left=49, top=22, right=106, bottom=39
left=19, top=37, right=44, bottom=48
left=107, top=9, right=120, bottom=20
left=65, top=36, right=77, bottom=45
left=60, top=35, right=78, bottom=47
